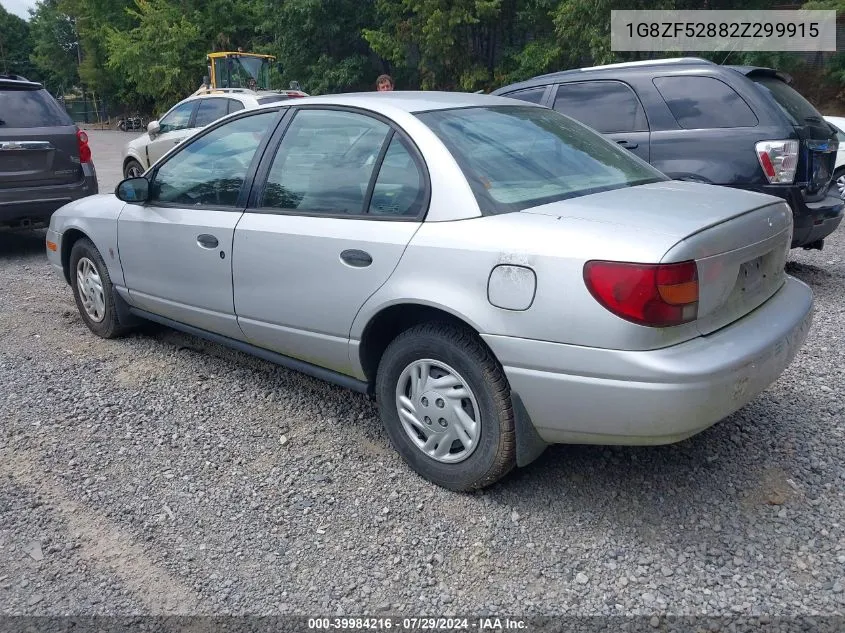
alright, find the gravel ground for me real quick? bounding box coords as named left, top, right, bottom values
left=1, top=131, right=844, bottom=621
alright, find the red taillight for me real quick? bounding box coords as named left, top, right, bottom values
left=76, top=129, right=92, bottom=163
left=583, top=260, right=699, bottom=327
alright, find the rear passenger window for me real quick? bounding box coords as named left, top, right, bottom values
left=553, top=81, right=648, bottom=133
left=228, top=99, right=245, bottom=113
left=194, top=98, right=229, bottom=127
left=260, top=109, right=390, bottom=215
left=368, top=135, right=426, bottom=217
left=653, top=76, right=758, bottom=129
left=505, top=87, right=547, bottom=104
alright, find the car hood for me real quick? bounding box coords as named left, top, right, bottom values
left=521, top=180, right=785, bottom=239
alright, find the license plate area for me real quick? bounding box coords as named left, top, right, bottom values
left=739, top=255, right=765, bottom=295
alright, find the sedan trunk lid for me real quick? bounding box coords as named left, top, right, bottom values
left=523, top=180, right=792, bottom=336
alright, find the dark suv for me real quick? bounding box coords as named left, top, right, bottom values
left=0, top=74, right=97, bottom=231
left=492, top=57, right=842, bottom=250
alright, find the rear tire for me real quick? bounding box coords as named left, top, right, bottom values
left=69, top=238, right=132, bottom=339
left=375, top=322, right=516, bottom=491
left=833, top=167, right=845, bottom=200
left=123, top=159, right=144, bottom=179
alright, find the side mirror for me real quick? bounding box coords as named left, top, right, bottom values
left=147, top=120, right=160, bottom=136
left=115, top=177, right=150, bottom=203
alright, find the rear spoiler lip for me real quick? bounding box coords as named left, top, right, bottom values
left=727, top=65, right=793, bottom=85
left=0, top=79, right=44, bottom=90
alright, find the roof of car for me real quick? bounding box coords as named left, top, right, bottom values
left=252, top=90, right=532, bottom=114
left=0, top=74, right=42, bottom=90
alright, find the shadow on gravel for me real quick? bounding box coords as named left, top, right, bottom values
left=484, top=388, right=815, bottom=533
left=0, top=230, right=47, bottom=258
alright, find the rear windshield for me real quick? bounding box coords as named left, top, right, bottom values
left=0, top=87, right=73, bottom=128
left=751, top=76, right=824, bottom=125
left=416, top=105, right=666, bottom=214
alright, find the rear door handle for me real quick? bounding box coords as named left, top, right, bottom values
left=197, top=234, right=218, bottom=249
left=340, top=249, right=372, bottom=267
left=616, top=139, right=639, bottom=150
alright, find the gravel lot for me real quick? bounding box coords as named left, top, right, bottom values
left=1, top=130, right=844, bottom=622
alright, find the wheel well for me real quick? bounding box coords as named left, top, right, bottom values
left=123, top=155, right=142, bottom=172
left=358, top=304, right=483, bottom=385
left=60, top=228, right=88, bottom=284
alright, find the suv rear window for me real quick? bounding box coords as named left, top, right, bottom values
left=653, top=76, right=758, bottom=129
left=0, top=87, right=73, bottom=127
left=750, top=75, right=824, bottom=126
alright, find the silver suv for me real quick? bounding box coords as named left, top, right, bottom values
left=0, top=74, right=97, bottom=231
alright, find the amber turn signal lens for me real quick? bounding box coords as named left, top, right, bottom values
left=46, top=241, right=58, bottom=252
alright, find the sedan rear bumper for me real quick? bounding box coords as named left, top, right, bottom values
left=482, top=276, right=813, bottom=445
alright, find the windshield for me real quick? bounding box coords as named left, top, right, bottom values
left=214, top=56, right=271, bottom=90
left=416, top=105, right=666, bottom=214
left=751, top=76, right=824, bottom=125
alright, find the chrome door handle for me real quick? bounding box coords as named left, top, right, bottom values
left=197, top=234, right=218, bottom=249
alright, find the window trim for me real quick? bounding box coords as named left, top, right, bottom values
left=143, top=107, right=288, bottom=213
left=652, top=74, right=759, bottom=130
left=191, top=97, right=230, bottom=128
left=246, top=104, right=432, bottom=223
left=551, top=79, right=650, bottom=134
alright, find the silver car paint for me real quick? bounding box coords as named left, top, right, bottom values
left=117, top=204, right=244, bottom=340
left=483, top=276, right=812, bottom=444
left=48, top=91, right=814, bottom=446
left=44, top=194, right=127, bottom=287
left=233, top=213, right=421, bottom=375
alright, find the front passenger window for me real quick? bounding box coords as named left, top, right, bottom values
left=158, top=101, right=196, bottom=133
left=150, top=111, right=277, bottom=207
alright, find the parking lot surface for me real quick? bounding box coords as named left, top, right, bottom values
left=1, top=130, right=844, bottom=617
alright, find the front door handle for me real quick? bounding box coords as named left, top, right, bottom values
left=340, top=249, right=372, bottom=267
left=616, top=139, right=639, bottom=150
left=197, top=234, right=219, bottom=249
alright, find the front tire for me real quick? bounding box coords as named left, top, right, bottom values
left=375, top=323, right=516, bottom=491
left=69, top=238, right=132, bottom=339
left=123, top=159, right=144, bottom=179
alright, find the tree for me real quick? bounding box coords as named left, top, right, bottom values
left=105, top=0, right=205, bottom=112
left=0, top=5, right=38, bottom=79
left=255, top=0, right=378, bottom=94
left=28, top=0, right=79, bottom=94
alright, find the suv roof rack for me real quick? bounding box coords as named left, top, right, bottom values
left=0, top=74, right=42, bottom=88
left=534, top=56, right=714, bottom=80
left=194, top=87, right=258, bottom=95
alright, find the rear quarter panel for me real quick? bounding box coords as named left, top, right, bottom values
left=349, top=210, right=699, bottom=377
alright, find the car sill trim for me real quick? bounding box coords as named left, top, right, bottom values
left=129, top=308, right=370, bottom=395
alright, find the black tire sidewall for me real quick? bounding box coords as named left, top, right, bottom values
left=124, top=159, right=143, bottom=179
left=376, top=327, right=509, bottom=490
left=69, top=238, right=120, bottom=338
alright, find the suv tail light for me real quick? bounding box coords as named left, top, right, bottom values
left=76, top=129, right=92, bottom=163
left=583, top=260, right=699, bottom=327
left=755, top=140, right=798, bottom=184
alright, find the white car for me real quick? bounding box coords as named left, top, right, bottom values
left=824, top=115, right=845, bottom=199
left=121, top=88, right=307, bottom=179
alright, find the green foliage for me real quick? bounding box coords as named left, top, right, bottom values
left=105, top=0, right=204, bottom=112
left=28, top=0, right=79, bottom=93
left=3, top=0, right=843, bottom=112
left=0, top=5, right=38, bottom=79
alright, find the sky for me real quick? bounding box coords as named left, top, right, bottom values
left=1, top=0, right=35, bottom=20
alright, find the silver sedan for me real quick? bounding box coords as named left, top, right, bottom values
left=45, top=92, right=813, bottom=490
